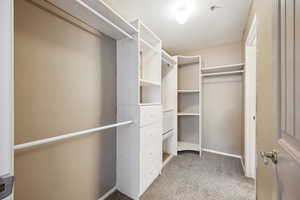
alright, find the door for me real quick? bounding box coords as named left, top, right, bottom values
left=245, top=16, right=257, bottom=179
left=258, top=0, right=300, bottom=199
left=0, top=1, right=14, bottom=200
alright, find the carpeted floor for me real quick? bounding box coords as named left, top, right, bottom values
left=107, top=152, right=255, bottom=200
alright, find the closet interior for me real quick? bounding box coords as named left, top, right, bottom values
left=9, top=0, right=248, bottom=200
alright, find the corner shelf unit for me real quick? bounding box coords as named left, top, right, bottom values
left=177, top=56, right=202, bottom=155
left=117, top=19, right=162, bottom=199
left=161, top=49, right=177, bottom=168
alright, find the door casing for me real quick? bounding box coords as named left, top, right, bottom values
left=0, top=1, right=14, bottom=200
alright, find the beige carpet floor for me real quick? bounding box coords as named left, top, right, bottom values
left=107, top=152, right=255, bottom=200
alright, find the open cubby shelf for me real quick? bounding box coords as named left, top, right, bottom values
left=177, top=56, right=202, bottom=154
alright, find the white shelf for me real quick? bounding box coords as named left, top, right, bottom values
left=163, top=130, right=173, bottom=141
left=202, top=70, right=244, bottom=77
left=177, top=90, right=200, bottom=93
left=178, top=142, right=200, bottom=152
left=140, top=39, right=160, bottom=54
left=162, top=50, right=176, bottom=66
left=140, top=79, right=161, bottom=87
left=202, top=63, right=244, bottom=73
left=48, top=0, right=138, bottom=40
left=177, top=113, right=200, bottom=116
left=139, top=103, right=161, bottom=106
left=163, top=108, right=174, bottom=112
left=178, top=56, right=200, bottom=66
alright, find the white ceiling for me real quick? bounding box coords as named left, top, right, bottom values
left=104, top=0, right=251, bottom=55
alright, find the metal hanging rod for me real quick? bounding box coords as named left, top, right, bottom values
left=14, top=120, right=133, bottom=151
left=202, top=70, right=244, bottom=77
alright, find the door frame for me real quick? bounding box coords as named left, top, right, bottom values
left=244, top=15, right=257, bottom=179
left=0, top=1, right=14, bottom=200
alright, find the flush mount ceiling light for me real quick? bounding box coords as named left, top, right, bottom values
left=175, top=0, right=193, bottom=24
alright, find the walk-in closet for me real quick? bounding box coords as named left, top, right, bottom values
left=1, top=0, right=257, bottom=200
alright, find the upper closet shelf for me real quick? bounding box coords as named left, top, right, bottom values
left=47, top=0, right=138, bottom=40
left=162, top=50, right=177, bottom=66
left=202, top=70, right=244, bottom=77
left=178, top=56, right=200, bottom=66
left=177, top=90, right=200, bottom=93
left=140, top=79, right=161, bottom=87
left=177, top=113, right=200, bottom=116
left=202, top=63, right=244, bottom=73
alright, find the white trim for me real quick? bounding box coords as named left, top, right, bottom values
left=246, top=16, right=257, bottom=46
left=162, top=154, right=174, bottom=168
left=0, top=1, right=14, bottom=200
left=244, top=15, right=257, bottom=179
left=14, top=121, right=133, bottom=150
left=202, top=148, right=242, bottom=159
left=98, top=186, right=117, bottom=200
left=240, top=157, right=246, bottom=174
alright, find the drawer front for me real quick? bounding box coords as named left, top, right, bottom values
left=140, top=123, right=162, bottom=193
left=163, top=110, right=174, bottom=133
left=140, top=105, right=162, bottom=127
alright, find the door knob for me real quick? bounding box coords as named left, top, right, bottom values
left=259, top=150, right=278, bottom=165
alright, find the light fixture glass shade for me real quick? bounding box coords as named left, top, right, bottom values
left=175, top=0, right=191, bottom=24
left=176, top=7, right=190, bottom=24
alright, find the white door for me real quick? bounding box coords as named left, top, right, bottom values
left=258, top=0, right=300, bottom=199
left=0, top=1, right=14, bottom=200
left=245, top=16, right=257, bottom=179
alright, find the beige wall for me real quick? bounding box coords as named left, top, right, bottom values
left=14, top=0, right=117, bottom=199
left=184, top=42, right=243, bottom=156
left=242, top=0, right=278, bottom=199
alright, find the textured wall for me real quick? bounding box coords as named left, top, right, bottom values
left=184, top=42, right=243, bottom=156
left=14, top=0, right=117, bottom=199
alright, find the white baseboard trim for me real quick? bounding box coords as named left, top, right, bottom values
left=202, top=148, right=242, bottom=159
left=240, top=157, right=246, bottom=174
left=163, top=154, right=174, bottom=168
left=98, top=186, right=117, bottom=200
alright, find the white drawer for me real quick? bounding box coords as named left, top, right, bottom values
left=140, top=123, right=162, bottom=153
left=140, top=105, right=162, bottom=127
left=140, top=123, right=162, bottom=193
left=163, top=110, right=174, bottom=133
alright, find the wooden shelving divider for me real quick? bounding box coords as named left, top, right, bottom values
left=161, top=49, right=177, bottom=168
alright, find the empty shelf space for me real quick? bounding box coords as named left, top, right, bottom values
left=177, top=113, right=200, bottom=116
left=140, top=39, right=160, bottom=54
left=140, top=79, right=161, bottom=87
left=202, top=63, right=244, bottom=73
left=163, top=130, right=173, bottom=140
left=177, top=90, right=200, bottom=93
left=48, top=0, right=137, bottom=40
left=178, top=142, right=200, bottom=152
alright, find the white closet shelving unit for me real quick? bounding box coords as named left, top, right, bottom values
left=117, top=19, right=163, bottom=200
left=177, top=56, right=202, bottom=155
left=161, top=49, right=177, bottom=168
